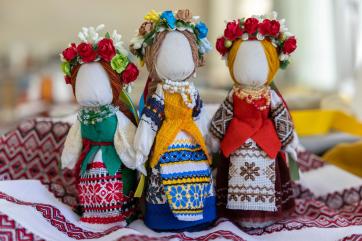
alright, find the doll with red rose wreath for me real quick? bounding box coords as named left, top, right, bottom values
left=209, top=12, right=300, bottom=228
left=60, top=25, right=142, bottom=225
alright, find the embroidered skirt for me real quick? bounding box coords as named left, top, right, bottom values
left=216, top=139, right=295, bottom=227
left=144, top=132, right=216, bottom=231
left=77, top=159, right=136, bottom=224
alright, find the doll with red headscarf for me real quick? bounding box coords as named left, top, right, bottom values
left=210, top=12, right=299, bottom=228
left=60, top=25, right=142, bottom=225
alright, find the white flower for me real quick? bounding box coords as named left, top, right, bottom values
left=279, top=53, right=289, bottom=61
left=251, top=14, right=262, bottom=21
left=130, top=36, right=144, bottom=49
left=256, top=33, right=265, bottom=40
left=59, top=53, right=66, bottom=62
left=199, top=38, right=212, bottom=54
left=78, top=24, right=105, bottom=44
left=78, top=32, right=87, bottom=42
left=241, top=33, right=249, bottom=40
left=271, top=39, right=278, bottom=48
left=279, top=19, right=288, bottom=32
left=271, top=11, right=278, bottom=20
left=96, top=24, right=105, bottom=32
left=284, top=31, right=293, bottom=37
left=111, top=30, right=128, bottom=56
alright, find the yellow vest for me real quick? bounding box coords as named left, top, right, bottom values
left=149, top=92, right=211, bottom=168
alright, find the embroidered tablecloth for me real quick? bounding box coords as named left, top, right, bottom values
left=1, top=118, right=362, bottom=241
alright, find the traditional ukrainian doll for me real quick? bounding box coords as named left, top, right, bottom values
left=60, top=25, right=142, bottom=225
left=209, top=12, right=299, bottom=228
left=130, top=9, right=216, bottom=231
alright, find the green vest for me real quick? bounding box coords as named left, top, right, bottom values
left=80, top=114, right=136, bottom=195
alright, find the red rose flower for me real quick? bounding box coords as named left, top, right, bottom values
left=283, top=36, right=297, bottom=54
left=77, top=43, right=97, bottom=63
left=121, top=63, right=139, bottom=84
left=244, top=17, right=259, bottom=35
left=97, top=38, right=116, bottom=62
left=224, top=21, right=242, bottom=41
left=62, top=43, right=77, bottom=61
left=216, top=37, right=228, bottom=56
left=64, top=75, right=71, bottom=84
left=258, top=19, right=271, bottom=35
left=269, top=20, right=280, bottom=36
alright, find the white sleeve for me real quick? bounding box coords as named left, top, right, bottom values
left=61, top=119, right=82, bottom=169
left=114, top=110, right=137, bottom=170
left=134, top=84, right=165, bottom=167
left=270, top=90, right=299, bottom=160
left=195, top=105, right=211, bottom=138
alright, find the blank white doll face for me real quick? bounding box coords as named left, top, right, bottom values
left=155, top=31, right=195, bottom=82
left=75, top=62, right=113, bottom=107
left=232, top=41, right=269, bottom=87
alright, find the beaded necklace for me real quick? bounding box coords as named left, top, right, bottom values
left=162, top=79, right=197, bottom=109
left=233, top=85, right=271, bottom=111
left=78, top=104, right=118, bottom=125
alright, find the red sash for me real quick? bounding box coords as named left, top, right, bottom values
left=220, top=94, right=281, bottom=158
left=74, top=138, right=113, bottom=180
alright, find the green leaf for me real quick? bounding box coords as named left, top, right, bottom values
left=239, top=17, right=245, bottom=26
left=105, top=32, right=111, bottom=39
left=288, top=153, right=300, bottom=180
left=280, top=60, right=290, bottom=69
left=119, top=89, right=139, bottom=123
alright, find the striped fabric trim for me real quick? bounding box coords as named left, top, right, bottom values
left=161, top=162, right=211, bottom=176
left=141, top=93, right=165, bottom=132
left=161, top=170, right=211, bottom=180
left=162, top=176, right=211, bottom=185
left=160, top=149, right=207, bottom=164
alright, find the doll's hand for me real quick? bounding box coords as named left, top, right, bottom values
left=135, top=151, right=147, bottom=176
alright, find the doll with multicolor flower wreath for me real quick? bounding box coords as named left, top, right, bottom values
left=209, top=12, right=300, bottom=228
left=60, top=25, right=142, bottom=225
left=130, top=9, right=216, bottom=231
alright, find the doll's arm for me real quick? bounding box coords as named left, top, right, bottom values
left=61, top=119, right=82, bottom=169
left=270, top=90, right=299, bottom=160
left=208, top=90, right=234, bottom=152
left=133, top=84, right=165, bottom=172
left=114, top=110, right=143, bottom=173
left=193, top=93, right=215, bottom=154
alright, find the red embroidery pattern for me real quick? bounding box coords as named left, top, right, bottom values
left=78, top=162, right=135, bottom=224
left=340, top=234, right=362, bottom=241
left=1, top=118, right=362, bottom=240
left=296, top=151, right=325, bottom=172
left=244, top=198, right=362, bottom=235
left=0, top=119, right=78, bottom=207
left=0, top=212, right=44, bottom=241
left=0, top=191, right=123, bottom=239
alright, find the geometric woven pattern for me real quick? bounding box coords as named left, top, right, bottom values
left=0, top=212, right=44, bottom=241
left=270, top=102, right=294, bottom=147
left=0, top=119, right=77, bottom=207
left=210, top=94, right=233, bottom=140
left=243, top=198, right=362, bottom=235
left=0, top=191, right=122, bottom=240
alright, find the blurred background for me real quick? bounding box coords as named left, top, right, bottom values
left=1, top=0, right=362, bottom=142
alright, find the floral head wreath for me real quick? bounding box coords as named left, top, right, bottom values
left=216, top=12, right=297, bottom=69
left=130, top=9, right=212, bottom=65
left=60, top=24, right=139, bottom=89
